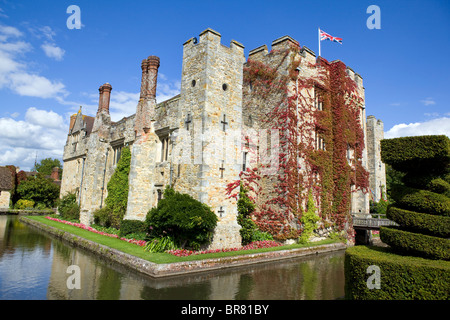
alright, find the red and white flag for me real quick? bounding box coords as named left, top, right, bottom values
left=318, top=28, right=342, bottom=57
left=319, top=29, right=343, bottom=44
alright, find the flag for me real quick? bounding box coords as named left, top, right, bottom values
left=319, top=29, right=342, bottom=44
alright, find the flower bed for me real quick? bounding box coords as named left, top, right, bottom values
left=45, top=216, right=283, bottom=256
left=166, top=240, right=283, bottom=257
left=45, top=216, right=147, bottom=247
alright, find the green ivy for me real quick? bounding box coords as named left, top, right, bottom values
left=94, top=146, right=131, bottom=229
left=298, top=191, right=320, bottom=243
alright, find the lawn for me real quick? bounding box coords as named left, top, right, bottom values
left=23, top=215, right=341, bottom=264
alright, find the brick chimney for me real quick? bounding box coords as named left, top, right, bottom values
left=98, top=83, right=112, bottom=114
left=140, top=56, right=160, bottom=100
left=50, top=167, right=60, bottom=181
left=135, top=56, right=160, bottom=136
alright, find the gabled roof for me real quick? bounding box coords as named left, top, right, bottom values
left=69, top=108, right=95, bottom=136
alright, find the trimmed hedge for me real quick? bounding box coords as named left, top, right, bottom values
left=119, top=219, right=147, bottom=237
left=345, top=245, right=450, bottom=300
left=387, top=206, right=450, bottom=238
left=380, top=135, right=450, bottom=174
left=380, top=226, right=450, bottom=260
left=390, top=184, right=450, bottom=216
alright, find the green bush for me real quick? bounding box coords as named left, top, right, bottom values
left=145, top=187, right=218, bottom=250
left=143, top=236, right=178, bottom=253
left=380, top=226, right=450, bottom=260
left=57, top=192, right=80, bottom=221
left=93, top=206, right=114, bottom=228
left=14, top=199, right=35, bottom=210
left=119, top=219, right=147, bottom=237
left=390, top=184, right=450, bottom=216
left=428, top=178, right=450, bottom=197
left=387, top=206, right=450, bottom=238
left=251, top=230, right=274, bottom=242
left=98, top=146, right=131, bottom=229
left=380, top=135, right=450, bottom=174
left=345, top=245, right=450, bottom=300
left=16, top=175, right=60, bottom=208
left=236, top=184, right=257, bottom=245
left=298, top=191, right=320, bottom=243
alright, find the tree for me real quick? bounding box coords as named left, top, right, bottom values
left=35, top=158, right=62, bottom=178
left=15, top=175, right=60, bottom=208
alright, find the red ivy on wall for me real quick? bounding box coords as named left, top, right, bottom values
left=227, top=44, right=369, bottom=241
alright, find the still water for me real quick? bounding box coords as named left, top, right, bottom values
left=0, top=215, right=345, bottom=300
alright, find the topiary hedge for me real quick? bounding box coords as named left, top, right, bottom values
left=380, top=226, right=450, bottom=261
left=346, top=135, right=450, bottom=299
left=345, top=245, right=450, bottom=300
left=387, top=206, right=450, bottom=238
left=390, top=184, right=450, bottom=216
left=380, top=135, right=450, bottom=174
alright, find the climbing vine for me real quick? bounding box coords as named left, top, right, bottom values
left=227, top=43, right=369, bottom=241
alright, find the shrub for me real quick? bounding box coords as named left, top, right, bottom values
left=390, top=184, right=450, bottom=216
left=298, top=191, right=320, bottom=243
left=15, top=175, right=60, bottom=208
left=380, top=226, right=450, bottom=261
left=251, top=230, right=274, bottom=242
left=93, top=206, right=114, bottom=228
left=14, top=199, right=35, bottom=210
left=380, top=135, right=450, bottom=174
left=236, top=184, right=258, bottom=245
left=57, top=192, right=80, bottom=221
left=345, top=245, right=450, bottom=300
left=119, top=219, right=147, bottom=237
left=145, top=187, right=218, bottom=250
left=143, top=236, right=178, bottom=253
left=387, top=206, right=450, bottom=238
left=100, top=146, right=131, bottom=229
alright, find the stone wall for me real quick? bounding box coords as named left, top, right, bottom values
left=366, top=115, right=386, bottom=202
left=0, top=190, right=10, bottom=209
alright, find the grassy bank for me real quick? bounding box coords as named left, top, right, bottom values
left=23, top=215, right=341, bottom=264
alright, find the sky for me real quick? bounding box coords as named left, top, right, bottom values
left=0, top=0, right=449, bottom=171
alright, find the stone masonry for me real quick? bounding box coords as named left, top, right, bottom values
left=59, top=28, right=384, bottom=249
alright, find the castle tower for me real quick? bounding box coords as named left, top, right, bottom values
left=125, top=56, right=161, bottom=221
left=366, top=115, right=386, bottom=202
left=175, top=28, right=246, bottom=249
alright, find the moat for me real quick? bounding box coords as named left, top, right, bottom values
left=0, top=215, right=345, bottom=300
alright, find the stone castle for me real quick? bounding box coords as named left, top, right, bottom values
left=60, top=28, right=385, bottom=249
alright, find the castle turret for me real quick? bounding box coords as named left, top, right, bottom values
left=366, top=115, right=386, bottom=202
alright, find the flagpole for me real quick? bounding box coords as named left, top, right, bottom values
left=318, top=27, right=321, bottom=57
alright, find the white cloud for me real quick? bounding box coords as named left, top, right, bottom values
left=41, top=42, right=65, bottom=60
left=25, top=107, right=64, bottom=129
left=0, top=24, right=23, bottom=39
left=9, top=72, right=66, bottom=98
left=0, top=23, right=67, bottom=99
left=420, top=97, right=436, bottom=106
left=385, top=117, right=450, bottom=139
left=0, top=108, right=68, bottom=171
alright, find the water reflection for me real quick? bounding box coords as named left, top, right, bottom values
left=0, top=215, right=345, bottom=300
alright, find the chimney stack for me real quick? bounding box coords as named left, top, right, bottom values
left=98, top=83, right=112, bottom=114
left=140, top=56, right=160, bottom=100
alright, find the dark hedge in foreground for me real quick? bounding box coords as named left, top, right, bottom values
left=345, top=246, right=450, bottom=300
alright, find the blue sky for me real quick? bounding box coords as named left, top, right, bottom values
left=0, top=0, right=449, bottom=170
